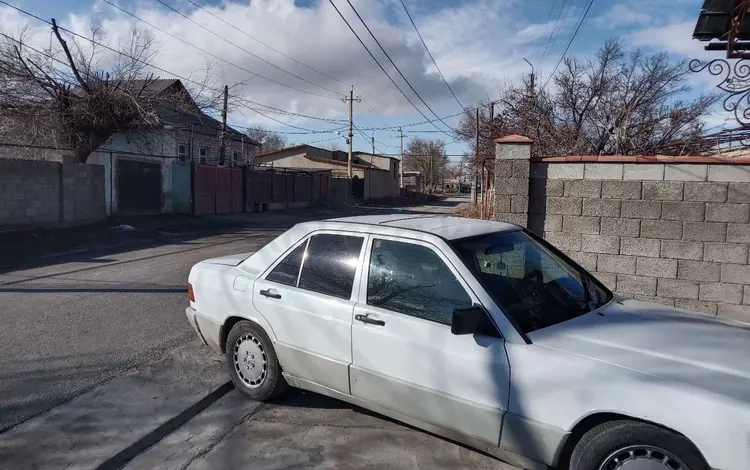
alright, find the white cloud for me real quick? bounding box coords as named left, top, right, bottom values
left=593, top=4, right=651, bottom=30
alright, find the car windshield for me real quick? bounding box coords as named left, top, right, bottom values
left=451, top=230, right=611, bottom=334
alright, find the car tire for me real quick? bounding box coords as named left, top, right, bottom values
left=569, top=420, right=707, bottom=470
left=225, top=320, right=287, bottom=401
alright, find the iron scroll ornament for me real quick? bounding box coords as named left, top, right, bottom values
left=690, top=58, right=750, bottom=127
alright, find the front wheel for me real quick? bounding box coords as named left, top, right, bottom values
left=225, top=320, right=287, bottom=401
left=570, top=420, right=707, bottom=470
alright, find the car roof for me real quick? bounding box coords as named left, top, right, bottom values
left=320, top=214, right=520, bottom=240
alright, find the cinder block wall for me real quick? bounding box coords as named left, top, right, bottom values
left=0, top=158, right=106, bottom=228
left=527, top=161, right=750, bottom=321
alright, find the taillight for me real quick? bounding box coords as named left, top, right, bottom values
left=188, top=283, right=195, bottom=302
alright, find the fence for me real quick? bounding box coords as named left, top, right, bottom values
left=245, top=166, right=334, bottom=212
left=0, top=158, right=106, bottom=228
left=493, top=135, right=750, bottom=322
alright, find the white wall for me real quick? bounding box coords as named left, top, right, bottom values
left=88, top=130, right=176, bottom=215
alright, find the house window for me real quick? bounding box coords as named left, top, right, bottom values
left=178, top=145, right=187, bottom=161
left=233, top=151, right=241, bottom=164
left=199, top=147, right=207, bottom=165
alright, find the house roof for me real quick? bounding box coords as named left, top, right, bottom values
left=254, top=144, right=394, bottom=163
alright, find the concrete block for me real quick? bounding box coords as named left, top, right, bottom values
left=708, top=165, right=750, bottom=182
left=594, top=272, right=617, bottom=290
left=617, top=274, right=657, bottom=296
left=499, top=212, right=528, bottom=227
left=721, top=263, right=750, bottom=284
left=637, top=257, right=677, bottom=278
left=495, top=160, right=513, bottom=178
left=567, top=251, right=597, bottom=271
left=546, top=197, right=582, bottom=215
left=530, top=178, right=564, bottom=198
left=623, top=164, right=664, bottom=181
left=545, top=231, right=581, bottom=251
left=495, top=195, right=511, bottom=213
left=642, top=181, right=684, bottom=201
left=620, top=237, right=660, bottom=257
left=661, top=202, right=706, bottom=222
left=700, top=282, right=744, bottom=304
left=683, top=222, right=726, bottom=242
left=621, top=200, right=662, bottom=219
left=705, top=203, right=750, bottom=223
left=728, top=183, right=750, bottom=202
left=600, top=217, right=640, bottom=237
left=582, top=198, right=620, bottom=217
left=727, top=223, right=750, bottom=243
left=512, top=160, right=531, bottom=178
left=564, top=180, right=602, bottom=198
left=675, top=299, right=718, bottom=315
left=745, top=286, right=750, bottom=305
left=562, top=216, right=600, bottom=235
left=664, top=164, right=707, bottom=181
left=601, top=181, right=641, bottom=199
left=540, top=214, right=563, bottom=232
left=546, top=163, right=585, bottom=179
left=584, top=163, right=623, bottom=180
left=641, top=219, right=682, bottom=240
left=684, top=182, right=728, bottom=202
left=717, top=303, right=750, bottom=322
left=634, top=295, right=675, bottom=307
left=511, top=195, right=529, bottom=213
left=597, top=254, right=637, bottom=274
left=657, top=278, right=699, bottom=300
left=582, top=234, right=620, bottom=254
left=495, top=178, right=529, bottom=195
left=704, top=242, right=749, bottom=264
left=677, top=260, right=721, bottom=282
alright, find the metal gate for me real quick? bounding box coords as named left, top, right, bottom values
left=193, top=164, right=244, bottom=215
left=118, top=159, right=161, bottom=213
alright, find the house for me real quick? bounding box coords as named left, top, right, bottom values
left=402, top=171, right=423, bottom=192
left=0, top=79, right=262, bottom=215
left=254, top=144, right=401, bottom=200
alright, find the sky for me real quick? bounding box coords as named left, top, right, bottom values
left=0, top=0, right=721, bottom=159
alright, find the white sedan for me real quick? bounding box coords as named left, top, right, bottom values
left=186, top=214, right=750, bottom=470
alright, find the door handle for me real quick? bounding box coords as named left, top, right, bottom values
left=355, top=314, right=385, bottom=326
left=259, top=289, right=281, bottom=299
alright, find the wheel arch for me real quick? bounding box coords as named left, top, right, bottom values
left=220, top=314, right=276, bottom=353
left=553, top=412, right=709, bottom=469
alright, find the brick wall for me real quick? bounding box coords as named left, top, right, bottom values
left=176, top=129, right=253, bottom=166
left=526, top=161, right=750, bottom=322
left=0, top=158, right=106, bottom=228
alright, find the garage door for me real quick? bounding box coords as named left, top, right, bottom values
left=118, top=159, right=162, bottom=213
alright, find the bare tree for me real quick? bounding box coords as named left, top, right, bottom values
left=454, top=39, right=718, bottom=159
left=245, top=127, right=288, bottom=155
left=404, top=137, right=447, bottom=193
left=0, top=20, right=223, bottom=162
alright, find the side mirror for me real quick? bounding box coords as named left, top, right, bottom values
left=451, top=305, right=500, bottom=337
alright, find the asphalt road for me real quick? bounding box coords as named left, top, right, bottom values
left=0, top=196, right=518, bottom=470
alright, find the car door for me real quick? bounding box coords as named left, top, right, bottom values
left=253, top=231, right=367, bottom=394
left=350, top=235, right=511, bottom=446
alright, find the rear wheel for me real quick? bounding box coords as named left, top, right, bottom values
left=570, top=420, right=707, bottom=470
left=225, top=321, right=287, bottom=401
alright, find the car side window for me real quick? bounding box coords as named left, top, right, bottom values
left=266, top=241, right=307, bottom=287
left=298, top=234, right=364, bottom=299
left=367, top=239, right=472, bottom=325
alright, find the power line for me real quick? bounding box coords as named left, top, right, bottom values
left=153, top=0, right=341, bottom=98
left=343, top=0, right=455, bottom=135
left=0, top=1, right=353, bottom=134
left=104, top=0, right=337, bottom=100
left=182, top=0, right=350, bottom=89
left=355, top=87, right=390, bottom=127
left=399, top=0, right=463, bottom=110
left=543, top=0, right=596, bottom=89
left=326, top=0, right=452, bottom=138
left=539, top=0, right=571, bottom=71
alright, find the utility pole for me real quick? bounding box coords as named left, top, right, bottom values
left=218, top=84, right=228, bottom=166
left=472, top=108, right=479, bottom=205
left=524, top=58, right=535, bottom=94
left=399, top=127, right=404, bottom=189
left=371, top=134, right=375, bottom=155
left=429, top=149, right=434, bottom=195
left=341, top=86, right=360, bottom=178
